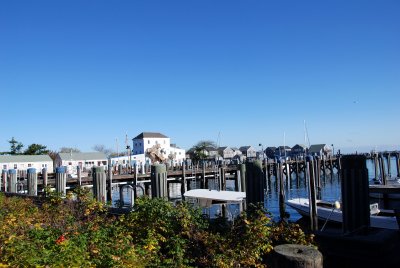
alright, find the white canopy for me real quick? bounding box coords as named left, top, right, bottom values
left=184, top=189, right=246, bottom=208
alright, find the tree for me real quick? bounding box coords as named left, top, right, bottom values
left=92, top=144, right=113, bottom=156
left=190, top=140, right=217, bottom=164
left=8, top=137, right=24, bottom=155
left=59, top=147, right=81, bottom=153
left=24, top=144, right=49, bottom=155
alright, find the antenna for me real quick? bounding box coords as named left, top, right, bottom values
left=116, top=138, right=119, bottom=157
left=217, top=131, right=221, bottom=148
left=304, top=120, right=311, bottom=147
left=284, top=131, right=287, bottom=158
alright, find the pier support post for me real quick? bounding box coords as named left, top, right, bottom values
left=219, top=166, right=226, bottom=190
left=42, top=168, right=48, bottom=189
left=373, top=154, right=379, bottom=181
left=55, top=167, right=67, bottom=195
left=396, top=153, right=400, bottom=178
left=7, top=169, right=17, bottom=193
left=386, top=153, right=391, bottom=178
left=379, top=154, right=387, bottom=185
left=277, top=159, right=286, bottom=220
left=151, top=164, right=168, bottom=199
left=181, top=161, right=186, bottom=200
left=341, top=155, right=370, bottom=234
left=107, top=159, right=113, bottom=202
left=1, top=170, right=7, bottom=192
left=245, top=160, right=265, bottom=207
left=239, top=164, right=246, bottom=193
left=271, top=244, right=323, bottom=268
left=92, top=166, right=107, bottom=203
left=77, top=166, right=82, bottom=186
left=27, top=168, right=37, bottom=196
left=306, top=156, right=318, bottom=231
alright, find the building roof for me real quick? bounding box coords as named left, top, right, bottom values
left=239, top=146, right=251, bottom=151
left=58, top=152, right=107, bottom=161
left=292, top=144, right=308, bottom=149
left=0, top=154, right=52, bottom=163
left=308, top=144, right=327, bottom=153
left=133, top=132, right=168, bottom=139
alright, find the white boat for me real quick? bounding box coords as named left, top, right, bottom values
left=184, top=189, right=246, bottom=220
left=286, top=198, right=399, bottom=230
left=184, top=189, right=246, bottom=208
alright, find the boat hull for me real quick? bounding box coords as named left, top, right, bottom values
left=287, top=198, right=399, bottom=230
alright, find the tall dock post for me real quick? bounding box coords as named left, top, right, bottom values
left=245, top=160, right=265, bottom=207
left=42, top=168, right=48, bottom=189
left=181, top=161, right=186, bottom=200
left=396, top=152, right=400, bottom=177
left=386, top=153, right=391, bottom=177
left=341, top=155, right=370, bottom=234
left=27, top=168, right=37, bottom=196
left=1, top=169, right=7, bottom=192
left=239, top=163, right=246, bottom=192
left=277, top=159, right=286, bottom=220
left=151, top=164, right=168, bottom=199
left=8, top=169, right=17, bottom=193
left=92, top=166, right=107, bottom=203
left=373, top=154, right=379, bottom=181
left=306, top=156, right=318, bottom=231
left=55, top=167, right=67, bottom=195
left=379, top=154, right=387, bottom=185
left=219, top=166, right=226, bottom=190
left=77, top=166, right=82, bottom=186
left=107, top=159, right=113, bottom=202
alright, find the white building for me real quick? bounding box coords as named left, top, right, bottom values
left=0, top=155, right=54, bottom=173
left=55, top=152, right=107, bottom=174
left=110, top=154, right=146, bottom=167
left=132, top=132, right=186, bottom=165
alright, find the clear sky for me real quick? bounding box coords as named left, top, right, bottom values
left=1, top=0, right=399, bottom=154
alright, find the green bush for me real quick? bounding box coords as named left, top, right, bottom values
left=0, top=191, right=314, bottom=267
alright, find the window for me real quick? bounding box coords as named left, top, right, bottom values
left=14, top=164, right=17, bottom=169
left=2, top=165, right=6, bottom=169
left=69, top=162, right=72, bottom=165
left=148, top=140, right=150, bottom=144
left=28, top=164, right=32, bottom=167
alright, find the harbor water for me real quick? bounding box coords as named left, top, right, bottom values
left=113, top=156, right=399, bottom=222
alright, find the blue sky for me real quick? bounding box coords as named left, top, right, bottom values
left=1, top=0, right=399, bottom=154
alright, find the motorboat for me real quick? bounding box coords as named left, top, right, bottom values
left=286, top=198, right=399, bottom=230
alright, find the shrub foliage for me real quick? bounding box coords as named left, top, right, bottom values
left=0, top=189, right=314, bottom=267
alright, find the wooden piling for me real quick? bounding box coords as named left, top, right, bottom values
left=219, top=166, right=226, bottom=190
left=55, top=167, right=66, bottom=195
left=42, top=168, right=48, bottom=189
left=151, top=164, right=168, bottom=199
left=92, top=166, right=107, bottom=203
left=374, top=154, right=379, bottom=181
left=379, top=155, right=387, bottom=185
left=341, top=155, right=370, bottom=234
left=239, top=164, right=246, bottom=193
left=7, top=169, right=17, bottom=193
left=306, top=156, right=318, bottom=231
left=1, top=169, right=7, bottom=192
left=245, top=160, right=265, bottom=207
left=271, top=244, right=323, bottom=268
left=277, top=159, right=286, bottom=220
left=107, top=159, right=113, bottom=202
left=181, top=161, right=186, bottom=200
left=396, top=153, right=400, bottom=177
left=27, top=168, right=37, bottom=196
left=77, top=166, right=82, bottom=186
left=387, top=153, right=391, bottom=178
